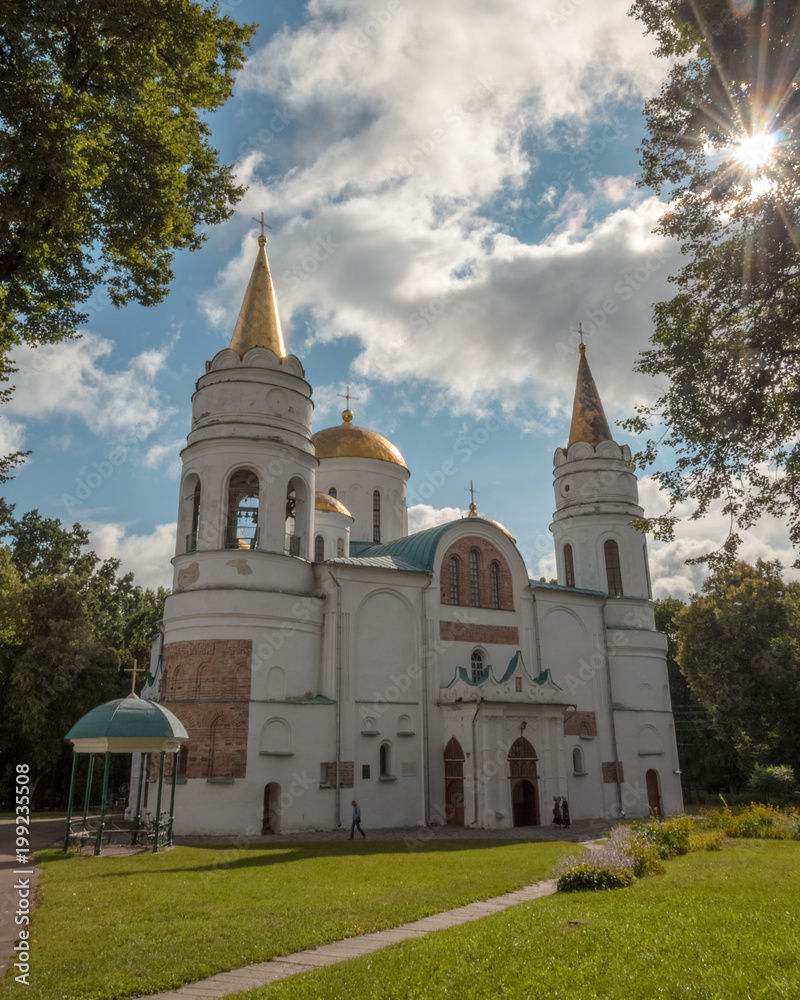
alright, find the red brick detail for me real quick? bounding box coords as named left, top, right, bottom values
left=322, top=762, right=337, bottom=787
left=439, top=621, right=520, bottom=645
left=338, top=762, right=354, bottom=789
left=602, top=761, right=624, bottom=783
left=158, top=639, right=252, bottom=779
left=439, top=538, right=514, bottom=610
left=564, top=711, right=598, bottom=737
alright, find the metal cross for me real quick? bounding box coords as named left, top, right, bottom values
left=337, top=385, right=360, bottom=408
left=252, top=212, right=273, bottom=238
left=125, top=659, right=145, bottom=695
left=578, top=322, right=584, bottom=347
left=465, top=480, right=480, bottom=505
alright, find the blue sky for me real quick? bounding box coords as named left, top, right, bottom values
left=2, top=0, right=794, bottom=597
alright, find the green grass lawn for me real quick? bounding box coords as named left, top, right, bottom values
left=235, top=840, right=800, bottom=1000
left=0, top=838, right=571, bottom=1000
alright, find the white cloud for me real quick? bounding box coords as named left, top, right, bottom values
left=142, top=438, right=185, bottom=479
left=8, top=333, right=177, bottom=439
left=201, top=0, right=675, bottom=427
left=408, top=503, right=466, bottom=533
left=0, top=415, right=27, bottom=457
left=88, top=521, right=176, bottom=592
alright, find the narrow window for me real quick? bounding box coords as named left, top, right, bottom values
left=490, top=561, right=500, bottom=608
left=187, top=481, right=201, bottom=552
left=604, top=539, right=623, bottom=597
left=328, top=486, right=337, bottom=498
left=337, top=537, right=345, bottom=557
left=226, top=470, right=259, bottom=549
left=379, top=743, right=390, bottom=776
left=572, top=746, right=585, bottom=774
left=285, top=480, right=303, bottom=556
left=471, top=649, right=484, bottom=683
left=449, top=556, right=460, bottom=605
left=469, top=549, right=480, bottom=607
left=644, top=542, right=652, bottom=600
left=373, top=490, right=381, bottom=544
left=564, top=543, right=575, bottom=588
left=314, top=535, right=325, bottom=562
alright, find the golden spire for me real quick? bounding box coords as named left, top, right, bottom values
left=466, top=480, right=479, bottom=517
left=567, top=326, right=613, bottom=448
left=228, top=218, right=286, bottom=358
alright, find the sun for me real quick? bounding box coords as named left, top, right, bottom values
left=732, top=130, right=777, bottom=171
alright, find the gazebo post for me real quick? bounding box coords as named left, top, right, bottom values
left=82, top=754, right=95, bottom=827
left=63, top=751, right=78, bottom=852
left=132, top=752, right=146, bottom=846
left=94, top=752, right=111, bottom=856
left=152, top=750, right=166, bottom=854
left=167, top=749, right=178, bottom=846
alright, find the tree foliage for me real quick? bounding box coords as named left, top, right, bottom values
left=676, top=560, right=800, bottom=776
left=0, top=510, right=167, bottom=806
left=0, top=0, right=253, bottom=430
left=625, top=0, right=800, bottom=557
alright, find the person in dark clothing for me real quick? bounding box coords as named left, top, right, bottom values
left=350, top=799, right=366, bottom=839
left=561, top=798, right=571, bottom=828
left=552, top=796, right=563, bottom=828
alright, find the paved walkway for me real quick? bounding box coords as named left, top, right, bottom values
left=145, top=877, right=560, bottom=1000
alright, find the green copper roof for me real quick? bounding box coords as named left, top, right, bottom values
left=65, top=696, right=188, bottom=741
left=348, top=518, right=511, bottom=572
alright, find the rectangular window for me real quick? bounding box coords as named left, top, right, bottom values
left=604, top=539, right=623, bottom=597
left=362, top=764, right=371, bottom=780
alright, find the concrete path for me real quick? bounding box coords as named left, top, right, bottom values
left=145, top=878, right=559, bottom=1000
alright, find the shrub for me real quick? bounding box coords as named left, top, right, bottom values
left=688, top=830, right=724, bottom=852
left=701, top=802, right=800, bottom=840
left=628, top=815, right=692, bottom=857
left=557, top=862, right=635, bottom=892
left=747, top=765, right=796, bottom=806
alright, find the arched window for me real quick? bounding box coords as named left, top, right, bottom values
left=469, top=549, right=480, bottom=606
left=644, top=542, right=652, bottom=599
left=314, top=535, right=325, bottom=562
left=373, top=490, right=381, bottom=544
left=564, top=543, right=575, bottom=588
left=328, top=486, right=337, bottom=498
left=572, top=746, right=585, bottom=774
left=471, top=648, right=484, bottom=683
left=490, top=561, right=500, bottom=608
left=449, top=556, right=460, bottom=605
left=226, top=470, right=259, bottom=549
left=379, top=742, right=391, bottom=777
left=604, top=539, right=623, bottom=596
left=186, top=480, right=201, bottom=552
left=337, top=537, right=345, bottom=557
left=285, top=480, right=304, bottom=556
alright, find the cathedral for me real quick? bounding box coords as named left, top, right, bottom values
left=135, top=232, right=683, bottom=836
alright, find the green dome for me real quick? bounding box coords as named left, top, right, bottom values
left=66, top=696, right=188, bottom=741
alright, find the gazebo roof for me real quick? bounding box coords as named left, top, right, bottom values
left=65, top=695, right=187, bottom=753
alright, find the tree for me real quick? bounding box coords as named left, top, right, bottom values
left=676, top=560, right=800, bottom=776
left=656, top=596, right=742, bottom=793
left=625, top=0, right=800, bottom=558
left=0, top=510, right=167, bottom=807
left=0, top=0, right=254, bottom=452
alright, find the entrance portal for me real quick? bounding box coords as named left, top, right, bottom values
left=444, top=736, right=465, bottom=826
left=645, top=769, right=662, bottom=817
left=512, top=779, right=538, bottom=826
left=262, top=782, right=281, bottom=834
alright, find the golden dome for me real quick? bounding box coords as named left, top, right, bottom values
left=312, top=410, right=408, bottom=468
left=314, top=492, right=353, bottom=518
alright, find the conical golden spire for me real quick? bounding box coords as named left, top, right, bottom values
left=229, top=234, right=286, bottom=358
left=567, top=335, right=613, bottom=448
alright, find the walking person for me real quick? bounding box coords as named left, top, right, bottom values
left=552, top=795, right=563, bottom=828
left=350, top=799, right=366, bottom=839
left=561, top=798, right=571, bottom=829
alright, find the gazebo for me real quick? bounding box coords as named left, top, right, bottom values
left=64, top=692, right=188, bottom=855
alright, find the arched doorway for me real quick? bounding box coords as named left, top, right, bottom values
left=444, top=736, right=465, bottom=826
left=645, top=769, right=662, bottom=818
left=508, top=736, right=539, bottom=826
left=262, top=782, right=281, bottom=834
left=512, top=780, right=538, bottom=826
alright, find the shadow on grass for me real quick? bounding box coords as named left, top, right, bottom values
left=35, top=837, right=578, bottom=877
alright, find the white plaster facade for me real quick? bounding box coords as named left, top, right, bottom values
left=133, top=248, right=683, bottom=837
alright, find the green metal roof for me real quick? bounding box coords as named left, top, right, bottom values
left=65, top=696, right=188, bottom=741
left=345, top=518, right=511, bottom=573
left=530, top=579, right=606, bottom=597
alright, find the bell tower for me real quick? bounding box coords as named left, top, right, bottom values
left=550, top=341, right=652, bottom=600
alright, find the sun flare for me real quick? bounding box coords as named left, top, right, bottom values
left=732, top=130, right=777, bottom=171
